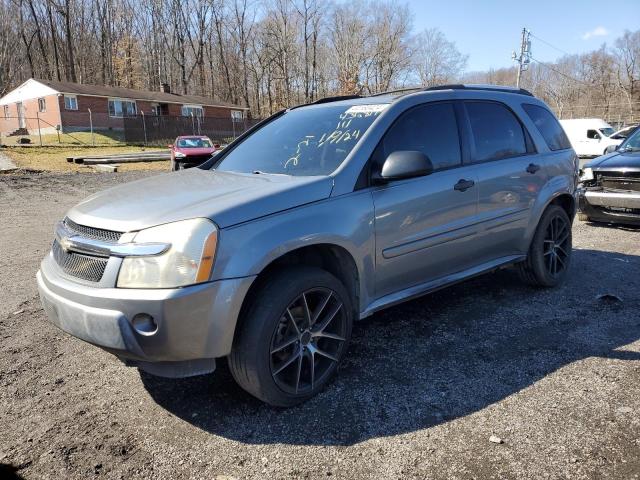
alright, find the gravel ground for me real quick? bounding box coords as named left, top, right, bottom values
left=1, top=170, right=639, bottom=480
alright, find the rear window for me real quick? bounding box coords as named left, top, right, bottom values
left=466, top=101, right=528, bottom=162
left=522, top=104, right=571, bottom=151
left=177, top=137, right=212, bottom=148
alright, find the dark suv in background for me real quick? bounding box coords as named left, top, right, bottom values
left=38, top=85, right=578, bottom=406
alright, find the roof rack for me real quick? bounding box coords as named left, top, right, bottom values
left=309, top=94, right=361, bottom=105
left=424, top=84, right=534, bottom=97
left=368, top=86, right=423, bottom=97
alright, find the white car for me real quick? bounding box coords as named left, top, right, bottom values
left=559, top=118, right=623, bottom=157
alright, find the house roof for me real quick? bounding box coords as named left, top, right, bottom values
left=33, top=78, right=248, bottom=109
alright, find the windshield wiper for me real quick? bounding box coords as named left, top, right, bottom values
left=252, top=170, right=291, bottom=176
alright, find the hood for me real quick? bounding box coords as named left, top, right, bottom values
left=586, top=151, right=640, bottom=171
left=175, top=147, right=216, bottom=156
left=67, top=169, right=333, bottom=232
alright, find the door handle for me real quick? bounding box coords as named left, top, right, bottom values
left=526, top=163, right=541, bottom=174
left=454, top=179, right=475, bottom=192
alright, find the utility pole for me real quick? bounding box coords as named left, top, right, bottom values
left=512, top=28, right=531, bottom=88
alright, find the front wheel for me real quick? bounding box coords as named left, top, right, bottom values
left=228, top=267, right=353, bottom=407
left=518, top=205, right=572, bottom=287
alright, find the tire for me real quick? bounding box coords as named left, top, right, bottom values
left=228, top=266, right=353, bottom=407
left=577, top=212, right=590, bottom=222
left=518, top=205, right=572, bottom=288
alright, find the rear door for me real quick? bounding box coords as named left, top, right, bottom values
left=462, top=100, right=547, bottom=262
left=372, top=101, right=481, bottom=299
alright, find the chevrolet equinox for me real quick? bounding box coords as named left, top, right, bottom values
left=37, top=85, right=578, bottom=406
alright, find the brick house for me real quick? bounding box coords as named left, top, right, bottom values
left=0, top=78, right=249, bottom=135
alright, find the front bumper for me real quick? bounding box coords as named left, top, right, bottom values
left=578, top=187, right=640, bottom=225
left=37, top=254, right=255, bottom=377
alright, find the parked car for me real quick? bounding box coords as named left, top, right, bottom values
left=578, top=125, right=640, bottom=225
left=169, top=136, right=219, bottom=170
left=559, top=118, right=623, bottom=157
left=610, top=124, right=639, bottom=140
left=37, top=85, right=578, bottom=406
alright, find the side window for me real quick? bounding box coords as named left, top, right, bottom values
left=380, top=102, right=461, bottom=171
left=521, top=104, right=571, bottom=151
left=466, top=101, right=527, bottom=162
left=587, top=129, right=600, bottom=140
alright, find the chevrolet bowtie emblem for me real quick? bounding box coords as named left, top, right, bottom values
left=59, top=236, right=73, bottom=252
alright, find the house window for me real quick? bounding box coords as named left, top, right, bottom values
left=3, top=105, right=8, bottom=119
left=108, top=98, right=137, bottom=117
left=181, top=105, right=203, bottom=117
left=230, top=110, right=245, bottom=121
left=38, top=98, right=46, bottom=112
left=64, top=95, right=78, bottom=110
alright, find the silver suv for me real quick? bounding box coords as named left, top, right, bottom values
left=37, top=85, right=578, bottom=406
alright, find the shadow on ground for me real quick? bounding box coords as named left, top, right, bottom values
left=141, top=249, right=640, bottom=446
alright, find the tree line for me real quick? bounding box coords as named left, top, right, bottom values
left=0, top=0, right=638, bottom=123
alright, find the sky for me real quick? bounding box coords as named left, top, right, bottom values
left=407, top=0, right=640, bottom=72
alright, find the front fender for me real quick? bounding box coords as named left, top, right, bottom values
left=211, top=190, right=376, bottom=313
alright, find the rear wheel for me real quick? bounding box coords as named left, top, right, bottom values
left=228, top=267, right=353, bottom=407
left=518, top=205, right=572, bottom=287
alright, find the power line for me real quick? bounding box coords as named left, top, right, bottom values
left=530, top=56, right=591, bottom=86
left=528, top=32, right=572, bottom=57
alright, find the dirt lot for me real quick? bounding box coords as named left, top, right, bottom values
left=1, top=170, right=639, bottom=480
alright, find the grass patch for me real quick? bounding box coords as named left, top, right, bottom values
left=3, top=146, right=169, bottom=172
left=0, top=130, right=132, bottom=146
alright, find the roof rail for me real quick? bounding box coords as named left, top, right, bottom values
left=289, top=94, right=362, bottom=110
left=368, top=86, right=423, bottom=97
left=424, top=84, right=534, bottom=97
left=309, top=94, right=361, bottom=105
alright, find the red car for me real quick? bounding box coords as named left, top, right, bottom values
left=169, top=136, right=220, bottom=171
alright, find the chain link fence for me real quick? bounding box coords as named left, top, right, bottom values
left=553, top=102, right=640, bottom=130
left=0, top=112, right=126, bottom=146
left=122, top=114, right=261, bottom=146
left=0, top=111, right=260, bottom=147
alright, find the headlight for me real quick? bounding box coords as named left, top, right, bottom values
left=117, top=218, right=218, bottom=288
left=579, top=167, right=594, bottom=181
left=174, top=151, right=186, bottom=158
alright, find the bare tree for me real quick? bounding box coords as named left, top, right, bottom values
left=414, top=28, right=467, bottom=87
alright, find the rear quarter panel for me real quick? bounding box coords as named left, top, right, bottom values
left=508, top=98, right=579, bottom=251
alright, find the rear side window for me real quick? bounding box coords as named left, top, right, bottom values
left=522, top=104, right=571, bottom=151
left=381, top=102, right=461, bottom=171
left=466, top=101, right=527, bottom=162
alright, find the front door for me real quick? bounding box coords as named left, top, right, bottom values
left=371, top=102, right=480, bottom=299
left=16, top=102, right=25, bottom=128
left=584, top=129, right=602, bottom=156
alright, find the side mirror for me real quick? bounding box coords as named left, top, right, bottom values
left=374, top=151, right=434, bottom=183
left=167, top=144, right=173, bottom=149
left=605, top=144, right=618, bottom=154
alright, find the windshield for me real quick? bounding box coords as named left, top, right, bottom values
left=177, top=137, right=212, bottom=148
left=619, top=127, right=640, bottom=152
left=599, top=127, right=614, bottom=137
left=215, top=104, right=388, bottom=176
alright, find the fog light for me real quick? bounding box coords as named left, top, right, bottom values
left=132, top=313, right=157, bottom=336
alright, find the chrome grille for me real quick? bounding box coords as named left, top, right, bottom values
left=64, top=217, right=122, bottom=243
left=52, top=239, right=108, bottom=282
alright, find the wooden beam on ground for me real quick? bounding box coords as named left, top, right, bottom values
left=91, top=164, right=119, bottom=173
